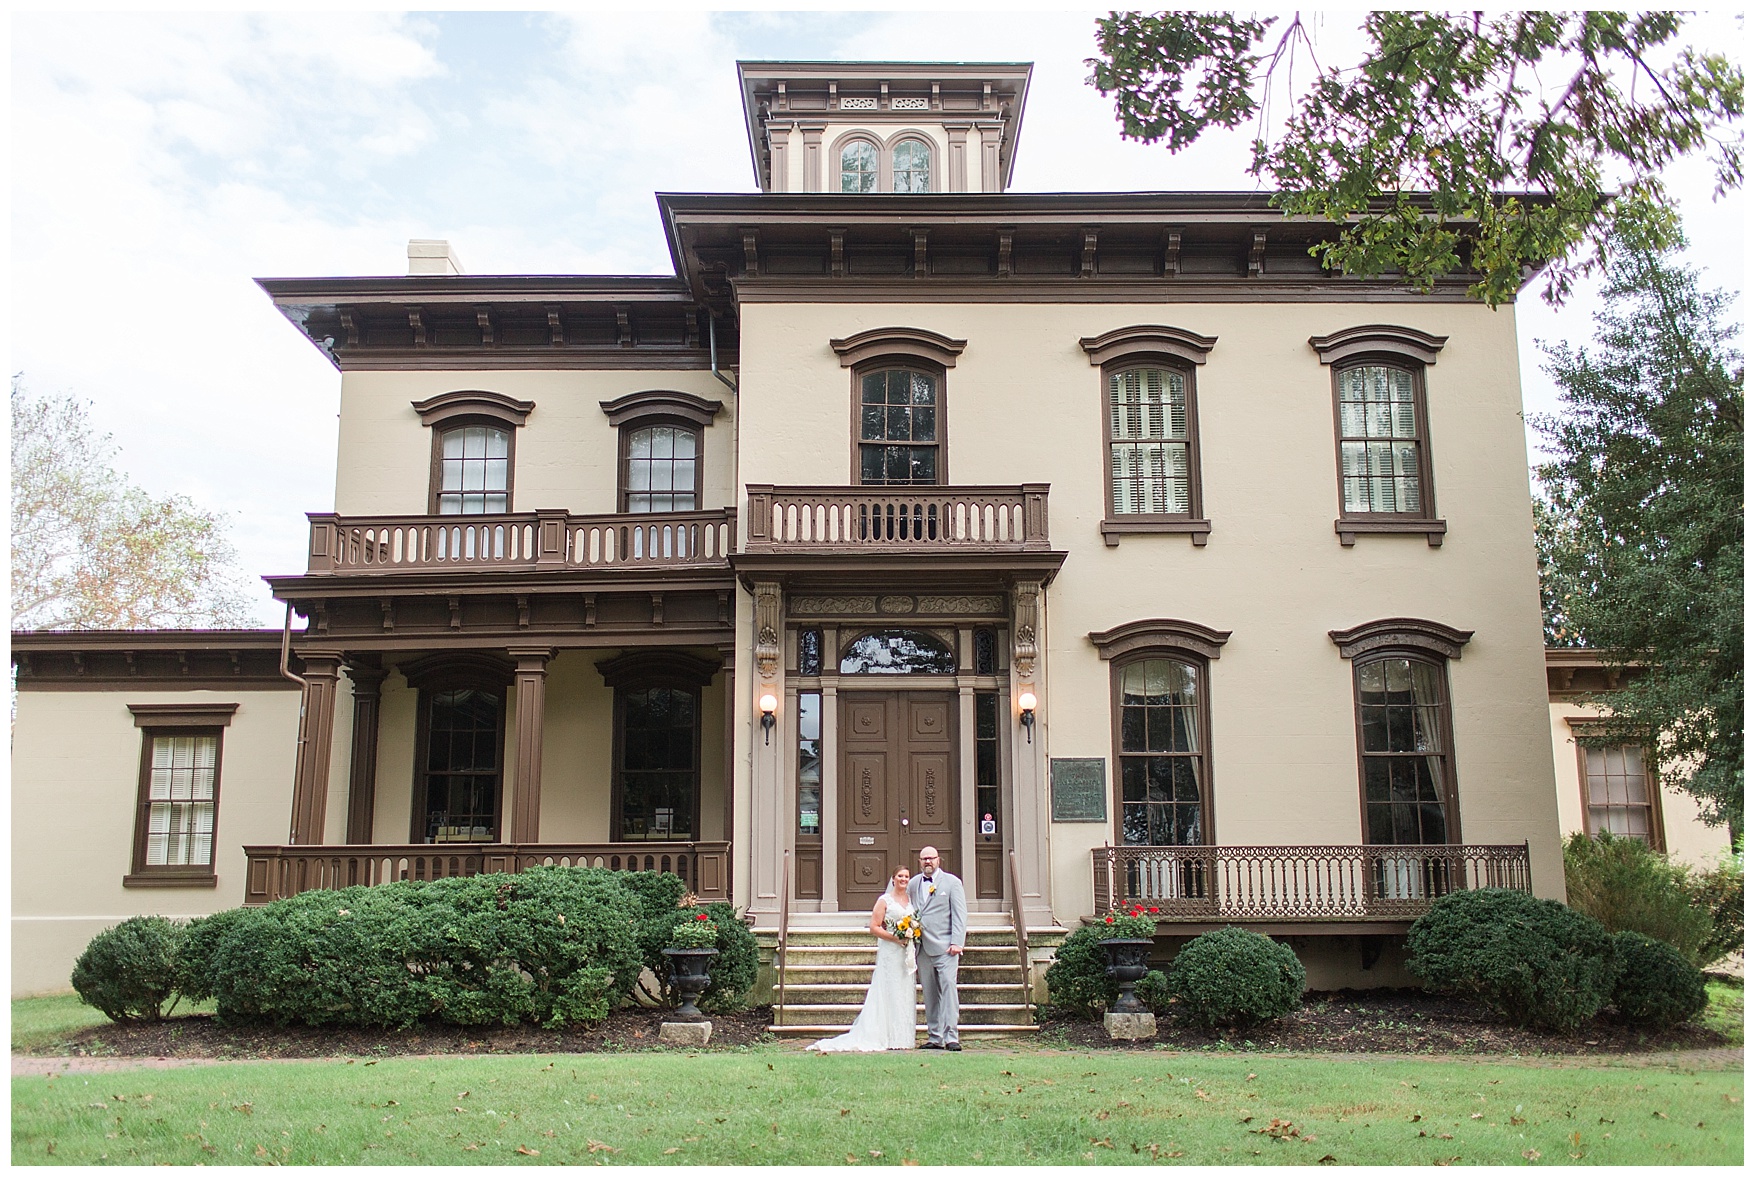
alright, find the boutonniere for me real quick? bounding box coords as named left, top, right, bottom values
left=927, top=883, right=937, bottom=896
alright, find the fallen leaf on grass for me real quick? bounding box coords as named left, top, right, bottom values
left=586, top=1140, right=619, bottom=1153
left=663, top=1148, right=680, bottom=1155
left=462, top=1144, right=480, bottom=1151
left=1246, top=1073, right=1256, bottom=1081
left=1434, top=1156, right=1461, bottom=1166
left=1318, top=1154, right=1337, bottom=1164
left=1522, top=1149, right=1541, bottom=1161
left=1510, top=1116, right=1525, bottom=1126
left=515, top=1145, right=540, bottom=1156
left=1081, top=1152, right=1094, bottom=1161
left=234, top=1103, right=254, bottom=1115
left=1090, top=1137, right=1113, bottom=1148
left=840, top=1109, right=851, bottom=1116
left=845, top=1155, right=861, bottom=1165
left=1653, top=1111, right=1669, bottom=1120
left=902, top=1160, right=920, bottom=1166
left=870, top=1149, right=884, bottom=1157
left=1470, top=1113, right=1483, bottom=1120
left=1252, top=1118, right=1303, bottom=1140
left=1096, top=1111, right=1110, bottom=1121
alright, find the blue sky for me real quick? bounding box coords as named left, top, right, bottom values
left=11, top=10, right=1744, bottom=625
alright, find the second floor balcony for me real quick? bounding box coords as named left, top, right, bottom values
left=744, top=483, right=1051, bottom=554
left=305, top=508, right=736, bottom=575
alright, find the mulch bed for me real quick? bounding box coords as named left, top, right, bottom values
left=1039, top=987, right=1736, bottom=1056
left=26, top=1006, right=776, bottom=1060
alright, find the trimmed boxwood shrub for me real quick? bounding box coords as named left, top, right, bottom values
left=1043, top=923, right=1173, bottom=1018
left=695, top=902, right=760, bottom=1013
left=1406, top=888, right=1615, bottom=1031
left=1164, top=927, right=1305, bottom=1028
left=70, top=916, right=184, bottom=1022
left=175, top=906, right=256, bottom=1004
left=1610, top=931, right=1708, bottom=1028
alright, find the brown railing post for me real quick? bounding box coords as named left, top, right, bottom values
left=1008, top=849, right=1033, bottom=1020
left=534, top=509, right=569, bottom=565
left=745, top=485, right=773, bottom=543
left=307, top=514, right=340, bottom=572
left=1021, top=483, right=1051, bottom=550
left=774, top=848, right=792, bottom=1023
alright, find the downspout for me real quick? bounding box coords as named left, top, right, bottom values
left=708, top=309, right=737, bottom=394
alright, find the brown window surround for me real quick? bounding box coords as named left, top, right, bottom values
left=1080, top=325, right=1217, bottom=546
left=1567, top=719, right=1666, bottom=850
left=599, top=390, right=723, bottom=514
left=412, top=390, right=534, bottom=516
left=124, top=703, right=237, bottom=888
left=401, top=653, right=514, bottom=843
left=832, top=327, right=966, bottom=487
left=597, top=650, right=718, bottom=844
left=1309, top=325, right=1449, bottom=547
left=1089, top=619, right=1231, bottom=848
left=1329, top=618, right=1471, bottom=847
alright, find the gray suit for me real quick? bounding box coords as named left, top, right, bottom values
left=908, top=869, right=967, bottom=1045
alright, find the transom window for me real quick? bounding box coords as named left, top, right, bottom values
left=1116, top=658, right=1206, bottom=846
left=1108, top=366, right=1192, bottom=515
left=841, top=140, right=878, bottom=193
left=617, top=687, right=699, bottom=841
left=1337, top=364, right=1424, bottom=514
left=623, top=423, right=699, bottom=512
left=839, top=630, right=957, bottom=675
left=143, top=734, right=218, bottom=868
left=437, top=425, right=510, bottom=515
left=1356, top=656, right=1453, bottom=845
left=892, top=140, right=931, bottom=192
left=858, top=368, right=940, bottom=484
left=1582, top=743, right=1660, bottom=846
left=420, top=688, right=502, bottom=842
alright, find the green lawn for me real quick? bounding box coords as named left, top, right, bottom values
left=1703, top=980, right=1744, bottom=1046
left=11, top=993, right=214, bottom=1053
left=12, top=1048, right=1743, bottom=1166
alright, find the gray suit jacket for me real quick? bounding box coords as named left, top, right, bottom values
left=908, top=869, right=967, bottom=957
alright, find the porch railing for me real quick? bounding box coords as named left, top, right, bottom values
left=1091, top=843, right=1531, bottom=923
left=305, top=509, right=735, bottom=574
left=743, top=484, right=1050, bottom=552
left=243, top=842, right=730, bottom=905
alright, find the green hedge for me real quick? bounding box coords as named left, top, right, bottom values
left=1610, top=931, right=1709, bottom=1028
left=70, top=868, right=755, bottom=1029
left=1564, top=831, right=1715, bottom=965
left=1407, top=888, right=1616, bottom=1031
left=1164, top=928, right=1305, bottom=1028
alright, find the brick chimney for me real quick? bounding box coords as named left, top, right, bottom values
left=407, top=239, right=464, bottom=276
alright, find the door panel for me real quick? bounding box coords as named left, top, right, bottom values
left=838, top=691, right=958, bottom=909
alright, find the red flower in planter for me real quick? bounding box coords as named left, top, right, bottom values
left=1148, top=907, right=1160, bottom=915
left=1104, top=916, right=1115, bottom=924
left=695, top=912, right=711, bottom=921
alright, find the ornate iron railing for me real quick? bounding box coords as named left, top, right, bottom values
left=305, top=509, right=734, bottom=574
left=744, top=484, right=1050, bottom=552
left=1091, top=843, right=1531, bottom=923
left=243, top=841, right=730, bottom=905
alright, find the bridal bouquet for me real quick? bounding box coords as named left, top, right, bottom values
left=885, top=911, right=922, bottom=974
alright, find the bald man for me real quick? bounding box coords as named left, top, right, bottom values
left=908, top=845, right=968, bottom=1050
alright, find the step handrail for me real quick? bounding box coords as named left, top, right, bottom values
left=774, top=849, right=792, bottom=1022
left=1007, top=848, right=1033, bottom=1022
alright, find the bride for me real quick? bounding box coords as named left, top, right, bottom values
left=809, top=866, right=918, bottom=1052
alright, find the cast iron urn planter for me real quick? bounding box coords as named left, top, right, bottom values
left=1099, top=938, right=1155, bottom=1014
left=662, top=947, right=719, bottom=1019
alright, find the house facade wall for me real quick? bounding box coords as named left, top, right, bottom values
left=11, top=688, right=302, bottom=995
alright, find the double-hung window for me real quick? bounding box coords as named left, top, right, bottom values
left=857, top=367, right=942, bottom=485
left=126, top=703, right=236, bottom=887
left=1575, top=732, right=1663, bottom=848
left=413, top=390, right=533, bottom=515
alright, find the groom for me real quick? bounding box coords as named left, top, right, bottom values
left=908, top=845, right=967, bottom=1051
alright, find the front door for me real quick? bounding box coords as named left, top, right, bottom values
left=838, top=691, right=958, bottom=909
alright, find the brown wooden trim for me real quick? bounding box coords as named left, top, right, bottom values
left=616, top=418, right=705, bottom=513
left=129, top=724, right=225, bottom=885
left=1097, top=354, right=1208, bottom=542
left=599, top=389, right=724, bottom=428
left=1080, top=324, right=1217, bottom=367
left=1310, top=324, right=1448, bottom=366
left=1089, top=618, right=1231, bottom=662
left=1106, top=649, right=1217, bottom=848
left=831, top=325, right=966, bottom=368
left=13, top=630, right=302, bottom=690
left=398, top=651, right=517, bottom=692
left=594, top=648, right=721, bottom=689
left=1328, top=618, right=1473, bottom=662
left=1346, top=650, right=1463, bottom=845
left=343, top=661, right=388, bottom=843
left=1329, top=357, right=1443, bottom=541
left=732, top=282, right=1489, bottom=304
left=127, top=703, right=239, bottom=728
left=507, top=647, right=554, bottom=843
left=849, top=359, right=949, bottom=485
left=411, top=389, right=534, bottom=428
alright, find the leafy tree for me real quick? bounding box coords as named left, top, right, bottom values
left=1532, top=225, right=1743, bottom=832
left=1088, top=11, right=1742, bottom=305
left=10, top=377, right=253, bottom=630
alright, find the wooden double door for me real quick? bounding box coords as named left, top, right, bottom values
left=838, top=691, right=959, bottom=910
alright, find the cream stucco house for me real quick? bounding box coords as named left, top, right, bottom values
left=14, top=61, right=1566, bottom=1005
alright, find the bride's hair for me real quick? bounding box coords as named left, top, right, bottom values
left=892, top=866, right=912, bottom=878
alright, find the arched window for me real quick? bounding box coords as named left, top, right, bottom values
left=841, top=140, right=878, bottom=193
left=892, top=139, right=931, bottom=192
left=623, top=423, right=700, bottom=512
left=436, top=425, right=510, bottom=515
left=839, top=630, right=957, bottom=675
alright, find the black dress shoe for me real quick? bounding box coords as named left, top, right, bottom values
left=944, top=1043, right=962, bottom=1051
left=921, top=1041, right=944, bottom=1050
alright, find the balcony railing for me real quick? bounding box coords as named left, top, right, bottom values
left=744, top=484, right=1050, bottom=553
left=305, top=509, right=735, bottom=574
left=1092, top=844, right=1531, bottom=924
left=243, top=842, right=730, bottom=905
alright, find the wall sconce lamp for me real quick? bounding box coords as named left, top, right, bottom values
left=759, top=692, right=779, bottom=745
left=1018, top=690, right=1038, bottom=744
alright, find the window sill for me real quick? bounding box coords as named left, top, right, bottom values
left=1335, top=518, right=1447, bottom=547
left=1101, top=518, right=1213, bottom=547
left=123, top=873, right=218, bottom=889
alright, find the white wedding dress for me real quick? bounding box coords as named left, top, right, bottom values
left=809, top=893, right=918, bottom=1052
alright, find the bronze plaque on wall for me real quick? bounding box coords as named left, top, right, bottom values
left=1050, top=757, right=1107, bottom=822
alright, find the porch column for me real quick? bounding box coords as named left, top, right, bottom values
left=507, top=647, right=554, bottom=844
left=288, top=651, right=343, bottom=845
left=720, top=646, right=735, bottom=863
left=342, top=659, right=388, bottom=843
left=750, top=581, right=785, bottom=913
left=1011, top=580, right=1054, bottom=923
